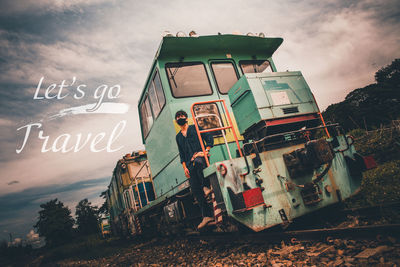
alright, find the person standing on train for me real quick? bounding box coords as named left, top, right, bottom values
left=175, top=110, right=214, bottom=229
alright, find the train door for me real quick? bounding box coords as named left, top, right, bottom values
left=190, top=60, right=242, bottom=163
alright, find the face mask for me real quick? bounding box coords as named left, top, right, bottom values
left=177, top=118, right=187, bottom=126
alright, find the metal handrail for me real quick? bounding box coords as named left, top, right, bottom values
left=195, top=113, right=232, bottom=160
left=190, top=99, right=243, bottom=166
left=242, top=123, right=340, bottom=153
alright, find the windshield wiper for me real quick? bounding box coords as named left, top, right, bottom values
left=168, top=67, right=179, bottom=88
left=253, top=63, right=257, bottom=73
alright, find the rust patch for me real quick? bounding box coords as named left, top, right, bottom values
left=327, top=169, right=339, bottom=202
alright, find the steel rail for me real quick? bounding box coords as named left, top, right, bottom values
left=188, top=224, right=400, bottom=243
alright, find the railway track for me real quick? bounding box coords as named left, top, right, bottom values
left=186, top=202, right=400, bottom=243
left=188, top=224, right=400, bottom=243
left=285, top=201, right=400, bottom=230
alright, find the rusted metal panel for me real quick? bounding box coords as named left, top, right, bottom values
left=207, top=135, right=362, bottom=232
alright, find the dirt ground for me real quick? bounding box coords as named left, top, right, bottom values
left=55, top=235, right=400, bottom=267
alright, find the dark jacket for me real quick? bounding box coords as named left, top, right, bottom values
left=176, top=125, right=214, bottom=167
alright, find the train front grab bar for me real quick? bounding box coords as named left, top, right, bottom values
left=190, top=99, right=243, bottom=166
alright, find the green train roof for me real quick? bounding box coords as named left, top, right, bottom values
left=139, top=34, right=284, bottom=105
left=155, top=34, right=284, bottom=59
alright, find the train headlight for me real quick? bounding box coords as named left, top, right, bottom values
left=162, top=31, right=174, bottom=37
left=176, top=31, right=186, bottom=37
left=258, top=32, right=265, bottom=38
left=247, top=32, right=254, bottom=36
left=189, top=30, right=198, bottom=37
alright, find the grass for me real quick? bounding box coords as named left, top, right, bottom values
left=361, top=160, right=400, bottom=205
left=0, top=234, right=139, bottom=266
left=346, top=127, right=400, bottom=207
left=37, top=235, right=137, bottom=264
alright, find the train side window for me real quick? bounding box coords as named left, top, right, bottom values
left=124, top=191, right=132, bottom=209
left=123, top=191, right=128, bottom=208
left=211, top=62, right=239, bottom=94
left=140, top=96, right=153, bottom=138
left=166, top=62, right=212, bottom=98
left=148, top=83, right=160, bottom=118
left=153, top=71, right=166, bottom=115
left=240, top=60, right=272, bottom=74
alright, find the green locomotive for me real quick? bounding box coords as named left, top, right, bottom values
left=107, top=32, right=375, bottom=235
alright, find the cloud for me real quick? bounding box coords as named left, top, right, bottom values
left=0, top=0, right=110, bottom=15
left=26, top=229, right=40, bottom=246
left=268, top=0, right=400, bottom=109
left=0, top=118, right=14, bottom=126
left=8, top=237, right=22, bottom=247
left=0, top=31, right=139, bottom=88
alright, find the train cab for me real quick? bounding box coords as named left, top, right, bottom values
left=138, top=34, right=283, bottom=205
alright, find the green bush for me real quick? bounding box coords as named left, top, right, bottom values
left=345, top=128, right=400, bottom=208
left=39, top=235, right=129, bottom=264
left=353, top=128, right=400, bottom=164
left=348, top=128, right=366, bottom=139
left=0, top=243, right=33, bottom=266
left=360, top=160, right=400, bottom=205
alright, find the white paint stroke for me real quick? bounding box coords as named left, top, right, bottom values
left=49, top=102, right=130, bottom=120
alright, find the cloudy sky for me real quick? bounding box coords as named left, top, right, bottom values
left=0, top=0, right=399, bottom=241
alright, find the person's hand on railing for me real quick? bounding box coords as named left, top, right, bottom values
left=191, top=152, right=201, bottom=161
left=191, top=151, right=210, bottom=161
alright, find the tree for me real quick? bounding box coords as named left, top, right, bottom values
left=375, top=58, right=400, bottom=88
left=323, top=59, right=400, bottom=131
left=34, top=199, right=74, bottom=247
left=98, top=190, right=109, bottom=217
left=75, top=199, right=100, bottom=235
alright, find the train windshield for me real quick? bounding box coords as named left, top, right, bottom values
left=193, top=103, right=223, bottom=137
left=240, top=60, right=272, bottom=74
left=211, top=62, right=239, bottom=94
left=166, top=62, right=212, bottom=97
